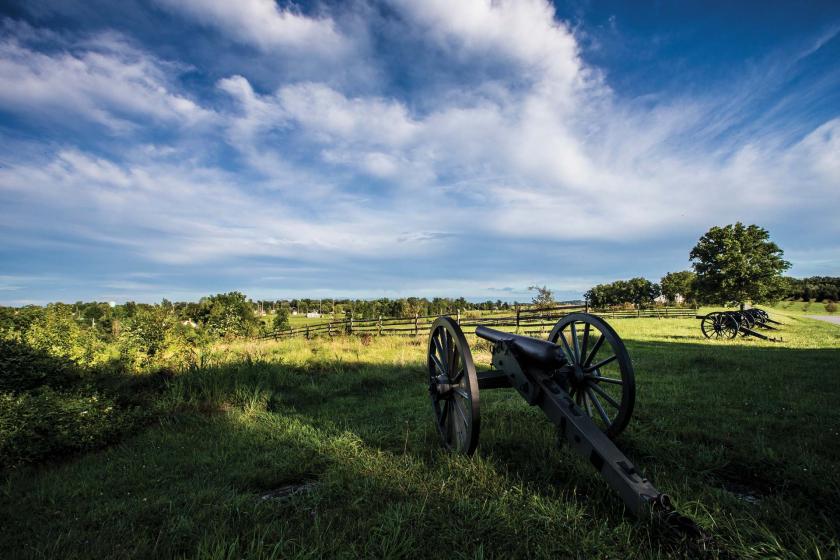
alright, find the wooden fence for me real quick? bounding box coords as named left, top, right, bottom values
left=258, top=304, right=696, bottom=341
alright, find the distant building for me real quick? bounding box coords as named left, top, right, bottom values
left=655, top=294, right=685, bottom=304
left=305, top=312, right=321, bottom=318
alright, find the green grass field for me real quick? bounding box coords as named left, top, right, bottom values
left=2, top=310, right=839, bottom=559
left=766, top=300, right=839, bottom=316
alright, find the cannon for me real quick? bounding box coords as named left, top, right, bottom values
left=698, top=309, right=781, bottom=341
left=426, top=313, right=678, bottom=519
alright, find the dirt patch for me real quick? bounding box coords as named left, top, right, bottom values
left=259, top=481, right=318, bottom=501
left=711, top=461, right=779, bottom=504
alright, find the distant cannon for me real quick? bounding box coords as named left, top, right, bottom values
left=698, top=309, right=782, bottom=341
left=426, top=313, right=688, bottom=522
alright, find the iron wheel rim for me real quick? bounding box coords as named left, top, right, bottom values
left=548, top=313, right=635, bottom=439
left=427, top=316, right=480, bottom=455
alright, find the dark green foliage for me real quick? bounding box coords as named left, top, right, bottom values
left=0, top=387, right=149, bottom=468
left=273, top=307, right=290, bottom=331
left=690, top=222, right=791, bottom=307
left=659, top=270, right=696, bottom=305
left=197, top=292, right=259, bottom=337
left=0, top=338, right=79, bottom=393
left=585, top=277, right=661, bottom=308
left=784, top=276, right=840, bottom=302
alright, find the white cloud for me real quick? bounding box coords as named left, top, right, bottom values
left=0, top=28, right=214, bottom=131
left=390, top=0, right=584, bottom=89
left=154, top=0, right=348, bottom=55
left=0, top=146, right=451, bottom=265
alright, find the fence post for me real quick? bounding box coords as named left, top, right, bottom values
left=328, top=321, right=332, bottom=337
left=585, top=299, right=589, bottom=314
left=306, top=325, right=310, bottom=340
left=348, top=312, right=353, bottom=336
left=414, top=313, right=419, bottom=336
left=378, top=315, right=382, bottom=336
left=457, top=309, right=461, bottom=326
left=515, top=305, right=520, bottom=333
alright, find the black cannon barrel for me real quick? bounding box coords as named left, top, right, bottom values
left=476, top=326, right=567, bottom=369
left=475, top=325, right=515, bottom=343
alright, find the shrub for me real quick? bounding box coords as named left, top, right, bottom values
left=24, top=304, right=101, bottom=366
left=0, top=387, right=148, bottom=468
left=826, top=301, right=838, bottom=314
left=0, top=338, right=79, bottom=393
left=273, top=307, right=290, bottom=331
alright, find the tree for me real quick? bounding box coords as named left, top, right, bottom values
left=198, top=292, right=259, bottom=337
left=528, top=285, right=555, bottom=309
left=660, top=271, right=696, bottom=305
left=273, top=307, right=290, bottom=331
left=689, top=223, right=790, bottom=308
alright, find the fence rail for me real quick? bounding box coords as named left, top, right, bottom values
left=258, top=305, right=696, bottom=341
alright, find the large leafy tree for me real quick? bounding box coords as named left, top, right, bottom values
left=689, top=223, right=790, bottom=308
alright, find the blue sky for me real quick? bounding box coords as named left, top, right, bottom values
left=1, top=0, right=838, bottom=305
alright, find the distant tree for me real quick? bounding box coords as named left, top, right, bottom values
left=660, top=271, right=696, bottom=305
left=528, top=285, right=555, bottom=309
left=199, top=292, right=259, bottom=337
left=690, top=223, right=790, bottom=309
left=273, top=307, right=290, bottom=331
left=626, top=277, right=659, bottom=307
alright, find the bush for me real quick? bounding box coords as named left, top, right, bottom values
left=0, top=387, right=149, bottom=468
left=24, top=304, right=101, bottom=366
left=0, top=338, right=79, bottom=393
left=273, top=307, right=290, bottom=331
left=826, top=301, right=838, bottom=314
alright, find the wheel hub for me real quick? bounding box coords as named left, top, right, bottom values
left=430, top=374, right=453, bottom=398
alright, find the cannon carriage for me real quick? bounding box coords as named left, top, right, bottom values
left=698, top=308, right=782, bottom=341
left=426, top=313, right=682, bottom=520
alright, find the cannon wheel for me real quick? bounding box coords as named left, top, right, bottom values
left=548, top=313, right=635, bottom=439
left=701, top=312, right=739, bottom=339
left=427, top=317, right=480, bottom=455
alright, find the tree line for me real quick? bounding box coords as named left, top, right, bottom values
left=783, top=276, right=840, bottom=303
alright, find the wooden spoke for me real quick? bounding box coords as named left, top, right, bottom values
left=585, top=374, right=623, bottom=385
left=580, top=323, right=590, bottom=365
left=570, top=322, right=580, bottom=362
left=559, top=330, right=575, bottom=363
left=586, top=354, right=617, bottom=372
left=584, top=334, right=606, bottom=367
left=586, top=387, right=612, bottom=425
left=588, top=382, right=620, bottom=409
